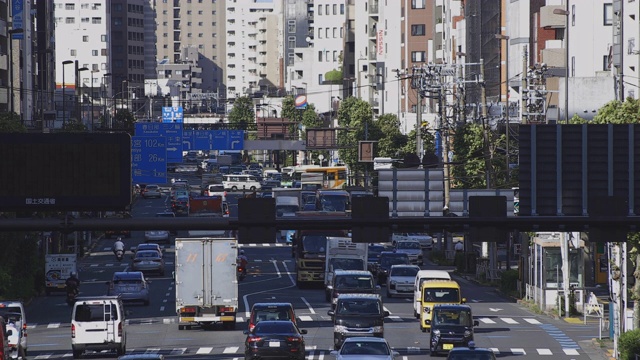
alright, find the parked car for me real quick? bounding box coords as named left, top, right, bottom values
left=330, top=337, right=398, bottom=360
left=131, top=250, right=165, bottom=276
left=106, top=271, right=150, bottom=306
left=141, top=184, right=162, bottom=199
left=144, top=230, right=170, bottom=244
left=243, top=321, right=306, bottom=360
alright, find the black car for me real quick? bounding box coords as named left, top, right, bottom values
left=446, top=342, right=496, bottom=360
left=327, top=294, right=389, bottom=350
left=373, top=252, right=410, bottom=284
left=429, top=304, right=479, bottom=356
left=171, top=196, right=189, bottom=216
left=243, top=320, right=306, bottom=360
left=367, top=244, right=388, bottom=272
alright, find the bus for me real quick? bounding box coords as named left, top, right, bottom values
left=304, top=166, right=347, bottom=189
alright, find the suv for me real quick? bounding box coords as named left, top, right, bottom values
left=330, top=270, right=379, bottom=308
left=247, top=303, right=297, bottom=331
left=71, top=296, right=127, bottom=358
left=0, top=301, right=27, bottom=356
left=327, top=294, right=389, bottom=350
left=429, top=304, right=479, bottom=356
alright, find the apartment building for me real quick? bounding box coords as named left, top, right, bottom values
left=225, top=0, right=284, bottom=100
left=154, top=0, right=226, bottom=97
left=611, top=0, right=639, bottom=101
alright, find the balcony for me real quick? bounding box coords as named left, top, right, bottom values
left=369, top=2, right=378, bottom=15
left=541, top=48, right=565, bottom=68
left=435, top=22, right=443, bottom=35
left=540, top=5, right=566, bottom=29
left=369, top=50, right=377, bottom=60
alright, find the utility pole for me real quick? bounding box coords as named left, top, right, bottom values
left=479, top=58, right=492, bottom=260
left=521, top=46, right=528, bottom=124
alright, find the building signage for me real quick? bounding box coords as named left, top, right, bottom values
left=377, top=30, right=384, bottom=55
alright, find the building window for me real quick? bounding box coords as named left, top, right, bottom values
left=340, top=27, right=343, bottom=38
left=92, top=64, right=99, bottom=71
left=288, top=53, right=295, bottom=66
left=92, top=50, right=98, bottom=56
left=333, top=27, right=337, bottom=38
left=65, top=17, right=75, bottom=24
left=333, top=51, right=337, bottom=61
left=318, top=4, right=322, bottom=15
left=325, top=50, right=330, bottom=62
left=318, top=51, right=323, bottom=62
left=92, top=17, right=101, bottom=24
left=340, top=4, right=345, bottom=14
left=411, top=24, right=426, bottom=36
left=603, top=4, right=613, bottom=26
left=326, top=5, right=330, bottom=14
left=163, top=33, right=168, bottom=37
left=81, top=3, right=89, bottom=9
left=318, top=28, right=322, bottom=39
left=65, top=3, right=75, bottom=10
left=318, top=74, right=323, bottom=84
left=101, top=34, right=107, bottom=42
left=288, top=36, right=296, bottom=48
left=199, top=10, right=203, bottom=15
left=412, top=0, right=425, bottom=9
left=333, top=4, right=337, bottom=14
left=70, top=49, right=77, bottom=56
left=326, top=28, right=330, bottom=37
left=288, top=20, right=295, bottom=33
left=603, top=55, right=611, bottom=71
left=198, top=22, right=203, bottom=26
left=81, top=18, right=89, bottom=23
left=83, top=35, right=89, bottom=42
left=411, top=51, right=426, bottom=62
left=199, top=33, right=204, bottom=37
left=114, top=18, right=122, bottom=26
left=571, top=56, right=575, bottom=77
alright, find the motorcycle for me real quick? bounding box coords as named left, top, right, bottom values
left=115, top=249, right=124, bottom=262
left=66, top=287, right=78, bottom=306
left=237, top=265, right=246, bottom=281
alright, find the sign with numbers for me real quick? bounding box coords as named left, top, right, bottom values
left=134, top=123, right=183, bottom=162
left=162, top=106, right=184, bottom=123
left=132, top=136, right=167, bottom=184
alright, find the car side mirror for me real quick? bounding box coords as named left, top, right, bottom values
left=392, top=351, right=400, bottom=356
left=384, top=311, right=390, bottom=317
left=330, top=351, right=339, bottom=356
left=327, top=310, right=335, bottom=317
left=462, top=297, right=467, bottom=304
left=243, top=330, right=250, bottom=335
left=474, top=320, right=480, bottom=327
left=300, top=329, right=308, bottom=334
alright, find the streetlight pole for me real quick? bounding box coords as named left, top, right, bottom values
left=7, top=27, right=23, bottom=114
left=121, top=80, right=128, bottom=111
left=496, top=34, right=510, bottom=181
left=77, top=67, right=89, bottom=124
left=62, top=60, right=74, bottom=127
left=90, top=70, right=99, bottom=128
left=102, top=73, right=111, bottom=128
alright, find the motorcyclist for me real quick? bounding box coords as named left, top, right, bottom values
left=113, top=237, right=125, bottom=257
left=65, top=271, right=80, bottom=296
left=237, top=250, right=248, bottom=275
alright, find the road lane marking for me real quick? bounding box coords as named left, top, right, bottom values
left=236, top=317, right=244, bottom=322
left=524, top=318, right=542, bottom=324
left=479, top=318, right=496, bottom=324
left=383, top=306, right=392, bottom=315
left=223, top=347, right=239, bottom=353
left=388, top=316, right=402, bottom=321
left=510, top=348, right=526, bottom=355
left=489, top=348, right=500, bottom=354
left=145, top=348, right=161, bottom=353
left=170, top=348, right=186, bottom=355
left=47, top=323, right=60, bottom=328
left=196, top=347, right=213, bottom=354
left=501, top=317, right=518, bottom=324
left=163, top=318, right=172, bottom=324
left=563, top=348, right=580, bottom=355
left=301, top=297, right=316, bottom=314
left=242, top=261, right=296, bottom=317
left=537, top=349, right=552, bottom=355
left=34, top=355, right=51, bottom=359
left=299, top=315, right=313, bottom=321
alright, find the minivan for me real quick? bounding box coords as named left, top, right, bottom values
left=71, top=296, right=127, bottom=358
left=0, top=301, right=27, bottom=356
left=419, top=280, right=465, bottom=332
left=327, top=294, right=389, bottom=350
left=329, top=270, right=379, bottom=308
left=222, top=174, right=261, bottom=191
left=413, top=270, right=452, bottom=318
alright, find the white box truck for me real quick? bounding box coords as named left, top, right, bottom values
left=174, top=237, right=238, bottom=330
left=45, top=254, right=78, bottom=295
left=324, top=237, right=368, bottom=301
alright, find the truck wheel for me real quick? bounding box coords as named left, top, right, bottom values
left=117, top=345, right=126, bottom=356
left=178, top=325, right=184, bottom=330
left=250, top=186, right=256, bottom=191
left=231, top=186, right=238, bottom=191
left=72, top=349, right=82, bottom=359
left=420, top=325, right=426, bottom=333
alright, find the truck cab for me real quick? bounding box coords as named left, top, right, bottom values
left=324, top=237, right=368, bottom=301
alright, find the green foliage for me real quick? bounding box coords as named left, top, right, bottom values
left=61, top=120, right=88, bottom=132
left=427, top=250, right=449, bottom=265
left=337, top=97, right=374, bottom=172
left=401, top=129, right=436, bottom=160
left=113, top=109, right=136, bottom=135
left=280, top=96, right=297, bottom=122
left=0, top=112, right=27, bottom=133
left=619, top=329, right=640, bottom=360
left=451, top=124, right=489, bottom=188
left=499, top=269, right=519, bottom=294
left=375, top=114, right=407, bottom=158
left=324, top=69, right=343, bottom=84
left=301, top=104, right=321, bottom=129
left=228, top=96, right=255, bottom=129
left=591, top=97, right=640, bottom=124
left=0, top=231, right=44, bottom=299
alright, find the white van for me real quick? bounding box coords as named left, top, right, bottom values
left=413, top=270, right=451, bottom=318
left=222, top=174, right=261, bottom=191
left=71, top=296, right=126, bottom=358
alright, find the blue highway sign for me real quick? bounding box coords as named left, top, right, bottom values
left=132, top=136, right=167, bottom=184
left=182, top=130, right=245, bottom=151
left=182, top=129, right=193, bottom=151
left=229, top=130, right=244, bottom=150
left=162, top=106, right=184, bottom=123
left=135, top=123, right=183, bottom=162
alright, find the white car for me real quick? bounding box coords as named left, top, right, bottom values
left=386, top=264, right=421, bottom=298
left=394, top=240, right=424, bottom=265
left=392, top=233, right=433, bottom=250
left=0, top=300, right=27, bottom=356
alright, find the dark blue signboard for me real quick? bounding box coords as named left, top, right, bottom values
left=228, top=130, right=244, bottom=150
left=135, top=123, right=183, bottom=162
left=132, top=136, right=167, bottom=184
left=182, top=129, right=193, bottom=150
left=182, top=130, right=245, bottom=151
left=162, top=106, right=184, bottom=123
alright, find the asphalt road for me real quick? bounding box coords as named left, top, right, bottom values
left=25, top=185, right=603, bottom=359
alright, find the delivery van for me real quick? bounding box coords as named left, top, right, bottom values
left=413, top=270, right=451, bottom=318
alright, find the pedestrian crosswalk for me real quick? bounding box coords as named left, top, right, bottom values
left=477, top=316, right=543, bottom=325
left=32, top=345, right=582, bottom=359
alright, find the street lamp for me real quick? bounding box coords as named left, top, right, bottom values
left=553, top=8, right=570, bottom=124
left=121, top=80, right=128, bottom=110
left=77, top=67, right=89, bottom=124
left=7, top=28, right=23, bottom=114
left=495, top=33, right=510, bottom=181
left=102, top=73, right=112, bottom=127
left=62, top=60, right=74, bottom=126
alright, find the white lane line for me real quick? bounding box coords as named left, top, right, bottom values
left=90, top=264, right=98, bottom=267
left=236, top=317, right=245, bottom=322
left=489, top=348, right=500, bottom=354
left=383, top=306, right=393, bottom=315
left=301, top=297, right=316, bottom=314
left=524, top=318, right=542, bottom=324
left=34, top=355, right=52, bottom=359
left=196, top=347, right=213, bottom=354
left=511, top=348, right=526, bottom=355
left=162, top=318, right=172, bottom=324
left=170, top=348, right=186, bottom=355
left=242, top=261, right=296, bottom=317
left=502, top=317, right=518, bottom=324
left=563, top=349, right=580, bottom=355
left=160, top=306, right=165, bottom=311
left=298, top=315, right=313, bottom=321
left=479, top=318, right=496, bottom=324
left=145, top=348, right=161, bottom=354
left=537, top=349, right=552, bottom=355
left=47, top=323, right=60, bottom=328
left=388, top=316, right=403, bottom=322
left=223, top=347, right=239, bottom=354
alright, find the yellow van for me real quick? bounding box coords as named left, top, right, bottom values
left=418, top=280, right=465, bottom=332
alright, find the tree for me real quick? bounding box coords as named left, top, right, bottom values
left=300, top=104, right=329, bottom=164
left=336, top=97, right=373, bottom=173
left=374, top=114, right=407, bottom=158
left=0, top=113, right=26, bottom=133
left=450, top=123, right=492, bottom=189
left=112, top=109, right=136, bottom=135
left=228, top=96, right=255, bottom=130
left=280, top=96, right=297, bottom=122
left=61, top=120, right=88, bottom=132
left=400, top=128, right=437, bottom=163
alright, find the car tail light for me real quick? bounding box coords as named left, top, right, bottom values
left=71, top=324, right=76, bottom=338
left=249, top=323, right=256, bottom=331
left=118, top=322, right=122, bottom=337
left=248, top=336, right=262, bottom=343
left=287, top=336, right=301, bottom=342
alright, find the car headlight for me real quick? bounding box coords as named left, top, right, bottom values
left=464, top=330, right=472, bottom=337
left=423, top=307, right=431, bottom=313
left=372, top=326, right=383, bottom=333
left=433, top=329, right=440, bottom=336
left=334, top=325, right=347, bottom=333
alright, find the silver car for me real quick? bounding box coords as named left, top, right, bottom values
left=330, top=337, right=398, bottom=360
left=106, top=271, right=150, bottom=305
left=131, top=250, right=165, bottom=276
left=144, top=230, right=170, bottom=244
left=394, top=240, right=424, bottom=265
left=141, top=184, right=162, bottom=199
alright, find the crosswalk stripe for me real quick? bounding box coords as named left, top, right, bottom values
left=145, top=348, right=160, bottom=354
left=524, top=318, right=542, bottom=324
left=479, top=317, right=496, bottom=324
left=388, top=315, right=403, bottom=321
left=489, top=348, right=500, bottom=354
left=47, top=323, right=60, bottom=328
left=563, top=348, right=580, bottom=355
left=299, top=315, right=313, bottom=321
left=196, top=347, right=213, bottom=354
left=170, top=348, right=187, bottom=355
left=511, top=348, right=526, bottom=355
left=223, top=347, right=239, bottom=354
left=537, top=349, right=552, bottom=355
left=502, top=317, right=518, bottom=324
left=34, top=355, right=51, bottom=359
left=236, top=316, right=244, bottom=322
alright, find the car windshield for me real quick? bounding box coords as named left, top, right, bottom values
left=390, top=267, right=419, bottom=277
left=335, top=275, right=373, bottom=290
left=380, top=255, right=409, bottom=267
left=330, top=258, right=365, bottom=271
left=319, top=195, right=348, bottom=211
left=422, top=288, right=461, bottom=303
left=253, top=309, right=292, bottom=322
left=301, top=235, right=327, bottom=254
left=136, top=251, right=160, bottom=259
left=341, top=341, right=390, bottom=356
left=74, top=304, right=119, bottom=321
left=0, top=309, right=22, bottom=322
left=432, top=309, right=472, bottom=326
left=397, top=242, right=420, bottom=250
left=254, top=322, right=296, bottom=334
left=336, top=299, right=381, bottom=315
